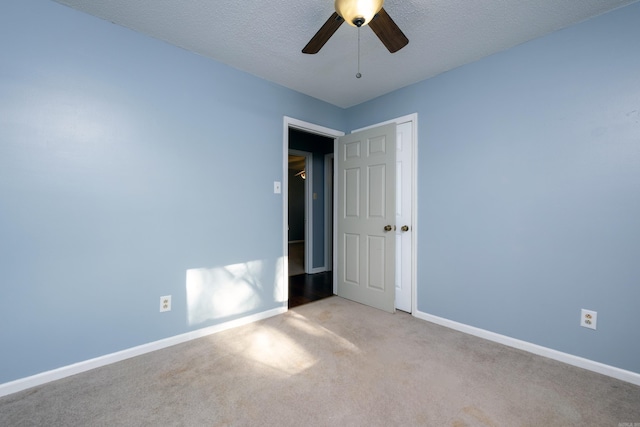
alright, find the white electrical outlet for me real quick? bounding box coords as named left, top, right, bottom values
left=160, top=295, right=171, bottom=312
left=580, top=309, right=597, bottom=330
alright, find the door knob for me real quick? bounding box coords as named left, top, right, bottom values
left=384, top=225, right=393, bottom=232
left=401, top=225, right=409, bottom=232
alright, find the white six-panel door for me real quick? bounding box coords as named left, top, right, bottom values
left=337, top=123, right=396, bottom=313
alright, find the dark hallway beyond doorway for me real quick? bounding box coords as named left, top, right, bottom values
left=288, top=271, right=334, bottom=309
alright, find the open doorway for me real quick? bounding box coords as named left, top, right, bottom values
left=287, top=127, right=337, bottom=308
left=283, top=114, right=418, bottom=314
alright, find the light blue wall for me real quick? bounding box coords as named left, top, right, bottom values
left=348, top=2, right=640, bottom=373
left=0, top=0, right=345, bottom=383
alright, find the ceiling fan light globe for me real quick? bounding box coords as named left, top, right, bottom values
left=334, top=0, right=384, bottom=28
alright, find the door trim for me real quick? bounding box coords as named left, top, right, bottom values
left=282, top=117, right=344, bottom=304
left=324, top=153, right=334, bottom=272
left=351, top=113, right=418, bottom=314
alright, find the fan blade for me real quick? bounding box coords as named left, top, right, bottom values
left=302, top=12, right=344, bottom=54
left=369, top=8, right=409, bottom=53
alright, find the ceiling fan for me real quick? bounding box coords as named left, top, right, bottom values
left=302, top=0, right=409, bottom=54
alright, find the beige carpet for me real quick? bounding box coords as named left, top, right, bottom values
left=1, top=297, right=639, bottom=426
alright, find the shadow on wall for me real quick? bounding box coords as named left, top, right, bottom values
left=186, top=257, right=286, bottom=327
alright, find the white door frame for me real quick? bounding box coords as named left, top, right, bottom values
left=350, top=113, right=418, bottom=314
left=282, top=117, right=344, bottom=303
left=282, top=114, right=417, bottom=314
left=324, top=153, right=334, bottom=272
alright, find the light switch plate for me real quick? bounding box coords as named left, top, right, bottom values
left=274, top=181, right=281, bottom=194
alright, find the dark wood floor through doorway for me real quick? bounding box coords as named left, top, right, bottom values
left=288, top=271, right=334, bottom=309
left=288, top=241, right=334, bottom=308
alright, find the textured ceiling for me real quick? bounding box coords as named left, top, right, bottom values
left=54, top=0, right=637, bottom=108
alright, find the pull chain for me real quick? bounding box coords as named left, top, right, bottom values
left=356, top=27, right=362, bottom=78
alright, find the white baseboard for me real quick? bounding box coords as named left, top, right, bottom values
left=413, top=310, right=640, bottom=386
left=0, top=306, right=287, bottom=398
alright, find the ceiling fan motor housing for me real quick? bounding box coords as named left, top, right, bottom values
left=334, top=0, right=384, bottom=27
